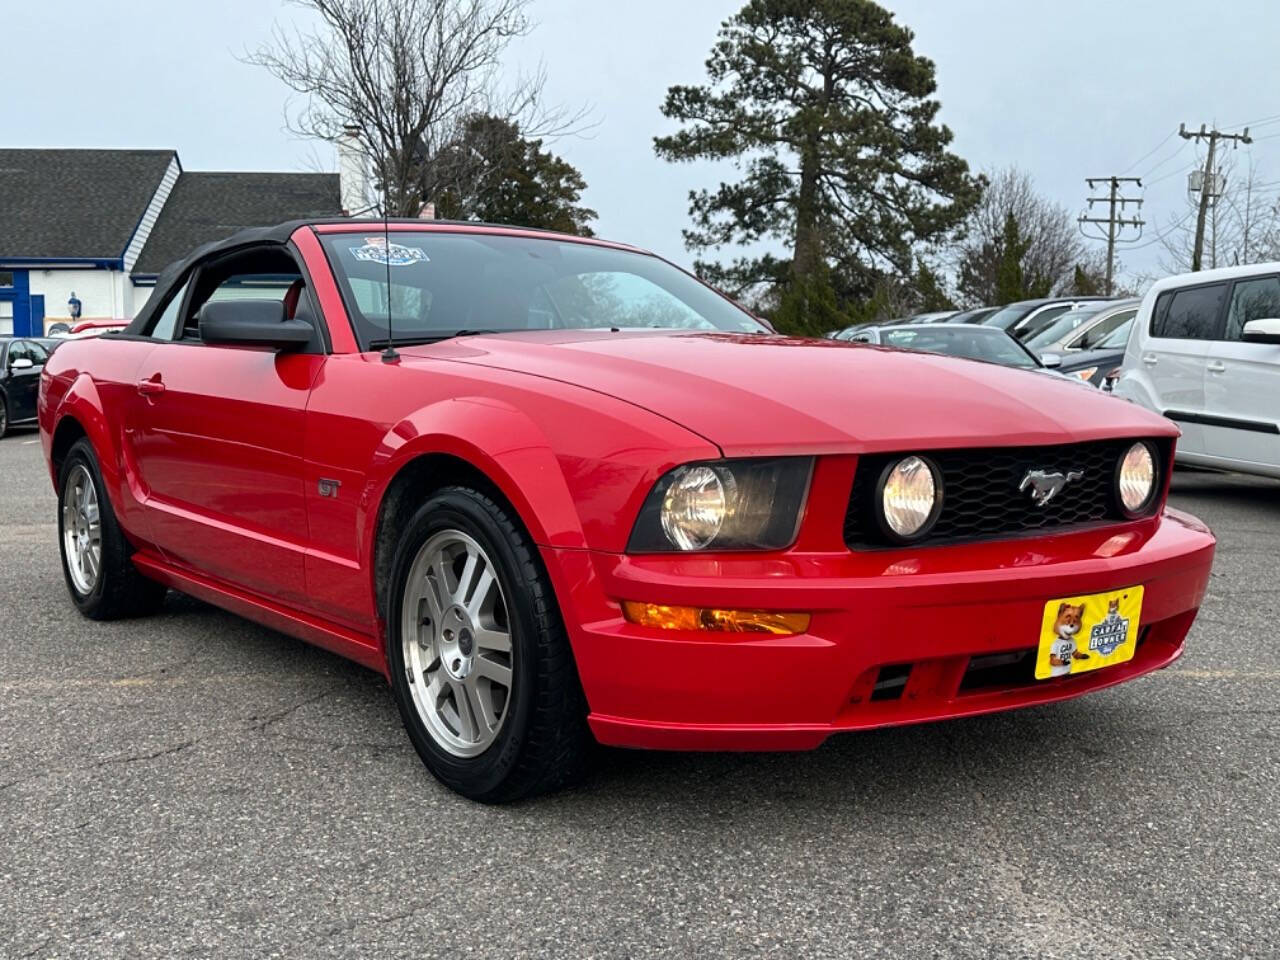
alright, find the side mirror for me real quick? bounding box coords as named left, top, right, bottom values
left=1040, top=353, right=1063, bottom=368
left=1242, top=318, right=1280, bottom=344
left=199, top=299, right=312, bottom=350
left=9, top=357, right=34, bottom=371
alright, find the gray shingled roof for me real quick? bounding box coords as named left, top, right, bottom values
left=134, top=171, right=341, bottom=275
left=0, top=149, right=176, bottom=259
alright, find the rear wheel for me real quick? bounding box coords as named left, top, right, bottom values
left=386, top=486, right=590, bottom=802
left=0, top=396, right=8, bottom=439
left=58, top=438, right=167, bottom=619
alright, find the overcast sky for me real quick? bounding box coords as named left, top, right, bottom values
left=7, top=0, right=1280, bottom=287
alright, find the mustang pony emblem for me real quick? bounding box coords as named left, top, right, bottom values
left=1019, top=469, right=1084, bottom=506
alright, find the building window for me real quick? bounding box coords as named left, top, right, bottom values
left=0, top=271, right=13, bottom=288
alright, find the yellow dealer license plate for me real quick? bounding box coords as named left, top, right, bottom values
left=1035, top=586, right=1144, bottom=680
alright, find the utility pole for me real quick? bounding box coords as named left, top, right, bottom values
left=1078, top=177, right=1144, bottom=295
left=1180, top=123, right=1252, bottom=271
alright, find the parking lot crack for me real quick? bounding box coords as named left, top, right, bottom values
left=91, top=738, right=200, bottom=768
left=245, top=686, right=344, bottom=734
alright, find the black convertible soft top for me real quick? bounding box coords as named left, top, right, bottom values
left=125, top=219, right=314, bottom=336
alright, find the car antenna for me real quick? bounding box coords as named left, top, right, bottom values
left=380, top=177, right=399, bottom=363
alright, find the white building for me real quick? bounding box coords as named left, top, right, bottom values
left=0, top=149, right=341, bottom=336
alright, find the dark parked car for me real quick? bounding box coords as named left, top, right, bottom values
left=983, top=297, right=1114, bottom=341
left=843, top=323, right=1050, bottom=371
left=1054, top=317, right=1135, bottom=389
left=945, top=306, right=998, bottom=325
left=0, top=337, right=58, bottom=438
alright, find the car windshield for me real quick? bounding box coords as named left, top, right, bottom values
left=1024, top=305, right=1109, bottom=350
left=878, top=327, right=1040, bottom=368
left=318, top=230, right=768, bottom=346
left=947, top=307, right=995, bottom=324
left=982, top=302, right=1040, bottom=331
left=1097, top=318, right=1134, bottom=349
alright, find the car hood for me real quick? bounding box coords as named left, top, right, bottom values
left=409, top=331, right=1176, bottom=456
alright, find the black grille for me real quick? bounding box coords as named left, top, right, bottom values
left=843, top=438, right=1168, bottom=548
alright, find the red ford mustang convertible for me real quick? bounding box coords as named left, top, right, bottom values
left=39, top=220, right=1215, bottom=801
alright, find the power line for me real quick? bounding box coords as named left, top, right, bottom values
left=1145, top=157, right=1201, bottom=188
left=1125, top=209, right=1197, bottom=252
left=1223, top=111, right=1280, bottom=131
left=1139, top=139, right=1193, bottom=180
left=1122, top=131, right=1175, bottom=175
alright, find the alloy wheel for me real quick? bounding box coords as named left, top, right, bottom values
left=62, top=463, right=102, bottom=595
left=401, top=529, right=515, bottom=758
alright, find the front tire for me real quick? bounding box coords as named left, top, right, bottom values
left=58, top=438, right=167, bottom=620
left=0, top=396, right=8, bottom=439
left=387, top=486, right=590, bottom=803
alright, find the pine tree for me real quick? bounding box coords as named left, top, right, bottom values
left=433, top=116, right=596, bottom=236
left=655, top=0, right=981, bottom=335
left=994, top=212, right=1030, bottom=304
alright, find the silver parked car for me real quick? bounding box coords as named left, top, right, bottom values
left=1023, top=298, right=1140, bottom=355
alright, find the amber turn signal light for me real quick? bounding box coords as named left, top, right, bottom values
left=621, top=601, right=810, bottom=636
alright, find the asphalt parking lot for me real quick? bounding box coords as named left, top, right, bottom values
left=0, top=430, right=1276, bottom=960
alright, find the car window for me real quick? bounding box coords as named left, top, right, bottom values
left=318, top=231, right=768, bottom=348
left=1097, top=318, right=1134, bottom=349
left=1072, top=309, right=1136, bottom=350
left=1017, top=305, right=1072, bottom=340
left=983, top=303, right=1038, bottom=331
left=176, top=246, right=309, bottom=344
left=24, top=340, right=49, bottom=364
left=144, top=279, right=190, bottom=341
left=1151, top=283, right=1226, bottom=339
left=541, top=271, right=707, bottom=330
left=205, top=274, right=298, bottom=304
left=7, top=341, right=29, bottom=368
left=1025, top=306, right=1106, bottom=350
left=1224, top=275, right=1280, bottom=341
left=879, top=327, right=1039, bottom=368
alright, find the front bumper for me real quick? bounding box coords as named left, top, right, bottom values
left=543, top=508, right=1215, bottom=751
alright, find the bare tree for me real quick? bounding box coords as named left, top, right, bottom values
left=247, top=0, right=582, bottom=216
left=953, top=167, right=1105, bottom=305
left=1157, top=156, right=1280, bottom=273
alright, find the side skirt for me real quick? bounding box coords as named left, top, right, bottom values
left=132, top=552, right=388, bottom=677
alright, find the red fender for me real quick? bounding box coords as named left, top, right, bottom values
left=358, top=396, right=587, bottom=573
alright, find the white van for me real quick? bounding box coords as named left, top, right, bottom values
left=1115, top=263, right=1280, bottom=479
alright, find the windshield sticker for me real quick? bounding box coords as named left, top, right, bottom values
left=350, top=237, right=430, bottom=267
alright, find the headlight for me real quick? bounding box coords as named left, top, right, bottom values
left=877, top=455, right=943, bottom=542
left=1071, top=367, right=1098, bottom=383
left=628, top=458, right=814, bottom=552
left=660, top=465, right=735, bottom=550
left=1116, top=441, right=1157, bottom=516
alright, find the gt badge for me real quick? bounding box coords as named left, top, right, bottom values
left=1019, top=468, right=1083, bottom=506
left=318, top=478, right=341, bottom=498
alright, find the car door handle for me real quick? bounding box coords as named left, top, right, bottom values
left=1206, top=360, right=1227, bottom=373
left=1141, top=354, right=1158, bottom=366
left=136, top=378, right=165, bottom=397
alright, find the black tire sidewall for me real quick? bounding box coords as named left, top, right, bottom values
left=386, top=489, right=541, bottom=800
left=0, top=395, right=8, bottom=439
left=57, top=439, right=109, bottom=614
